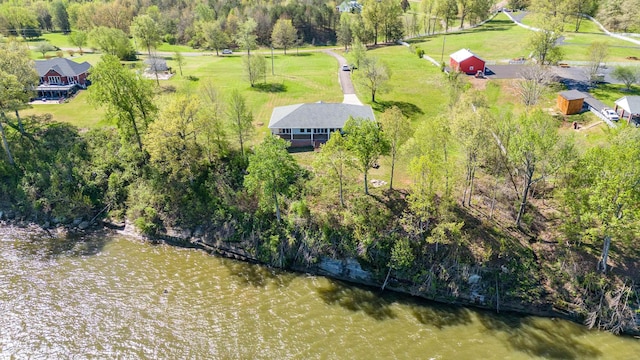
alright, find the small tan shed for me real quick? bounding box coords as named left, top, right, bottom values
left=557, top=90, right=585, bottom=115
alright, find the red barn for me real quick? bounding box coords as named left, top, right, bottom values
left=449, top=49, right=485, bottom=75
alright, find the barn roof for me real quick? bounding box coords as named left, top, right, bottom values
left=559, top=90, right=586, bottom=101
left=615, top=96, right=640, bottom=115
left=269, top=102, right=375, bottom=129
left=34, top=58, right=91, bottom=77
left=450, top=49, right=484, bottom=63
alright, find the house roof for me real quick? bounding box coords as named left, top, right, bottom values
left=268, top=102, right=375, bottom=129
left=615, top=96, right=640, bottom=114
left=34, top=58, right=91, bottom=77
left=450, top=49, right=484, bottom=63
left=144, top=57, right=169, bottom=71
left=559, top=90, right=586, bottom=101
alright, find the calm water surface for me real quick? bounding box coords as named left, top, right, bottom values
left=1, top=227, right=639, bottom=359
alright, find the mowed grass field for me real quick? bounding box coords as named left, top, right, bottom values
left=23, top=49, right=343, bottom=135
left=517, top=12, right=640, bottom=62
left=408, top=13, right=533, bottom=62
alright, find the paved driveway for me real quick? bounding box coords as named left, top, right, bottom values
left=324, top=50, right=363, bottom=105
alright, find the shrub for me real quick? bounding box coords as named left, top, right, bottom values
left=416, top=47, right=425, bottom=59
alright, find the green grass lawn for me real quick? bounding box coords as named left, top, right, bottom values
left=517, top=13, right=640, bottom=62
left=155, top=43, right=201, bottom=53
left=22, top=91, right=107, bottom=129
left=590, top=83, right=640, bottom=104
left=408, top=13, right=533, bottom=62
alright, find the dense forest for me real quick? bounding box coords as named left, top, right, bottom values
left=1, top=0, right=640, bottom=335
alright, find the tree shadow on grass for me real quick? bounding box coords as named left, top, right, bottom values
left=476, top=311, right=602, bottom=359
left=253, top=83, right=287, bottom=93
left=372, top=100, right=423, bottom=119
left=317, top=279, right=396, bottom=320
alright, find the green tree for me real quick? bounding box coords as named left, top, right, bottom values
left=226, top=89, right=253, bottom=158
left=0, top=72, right=22, bottom=165
left=89, top=26, right=136, bottom=60
left=145, top=95, right=202, bottom=181
left=362, top=0, right=383, bottom=44
left=350, top=38, right=368, bottom=69
left=562, top=130, right=640, bottom=274
left=405, top=120, right=451, bottom=234
left=337, top=13, right=353, bottom=50
left=611, top=65, right=639, bottom=90
left=35, top=41, right=56, bottom=58
left=174, top=51, right=185, bottom=76
left=436, top=0, right=459, bottom=32
left=198, top=81, right=228, bottom=160
left=243, top=54, right=266, bottom=87
left=245, top=135, right=302, bottom=221
left=50, top=0, right=69, bottom=32
left=68, top=30, right=88, bottom=53
left=420, top=0, right=438, bottom=35
left=509, top=110, right=569, bottom=228
left=343, top=117, right=390, bottom=195
left=379, top=106, right=411, bottom=190
left=88, top=55, right=156, bottom=153
left=381, top=0, right=404, bottom=42
left=527, top=24, right=563, bottom=65
left=0, top=40, right=39, bottom=134
left=236, top=18, right=258, bottom=56
left=130, top=15, right=161, bottom=58
left=202, top=20, right=229, bottom=56
left=271, top=18, right=297, bottom=55
left=451, top=91, right=490, bottom=206
left=357, top=56, right=391, bottom=102
left=314, top=131, right=354, bottom=207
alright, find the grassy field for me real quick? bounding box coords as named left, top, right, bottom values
left=21, top=91, right=107, bottom=129
left=408, top=13, right=533, bottom=62
left=24, top=50, right=343, bottom=133
left=590, top=83, right=640, bottom=104
left=517, top=13, right=640, bottom=62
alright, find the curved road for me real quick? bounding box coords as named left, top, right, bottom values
left=324, top=50, right=363, bottom=105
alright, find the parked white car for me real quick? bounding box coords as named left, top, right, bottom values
left=601, top=108, right=620, bottom=121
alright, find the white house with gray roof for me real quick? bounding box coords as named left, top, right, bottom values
left=268, top=102, right=375, bottom=147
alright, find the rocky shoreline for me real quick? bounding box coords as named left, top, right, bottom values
left=1, top=214, right=638, bottom=337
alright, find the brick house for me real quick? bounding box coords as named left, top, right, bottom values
left=34, top=58, right=91, bottom=100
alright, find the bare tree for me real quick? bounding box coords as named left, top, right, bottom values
left=513, top=65, right=552, bottom=107
left=585, top=42, right=608, bottom=86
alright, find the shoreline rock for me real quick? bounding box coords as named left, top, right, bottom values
left=0, top=216, right=638, bottom=337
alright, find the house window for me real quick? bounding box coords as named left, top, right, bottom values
left=49, top=76, right=61, bottom=84
left=280, top=128, right=291, bottom=134
left=469, top=66, right=474, bottom=71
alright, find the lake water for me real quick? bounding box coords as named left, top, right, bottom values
left=1, top=227, right=638, bottom=359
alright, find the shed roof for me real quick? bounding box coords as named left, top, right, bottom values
left=615, top=96, right=640, bottom=114
left=559, top=90, right=586, bottom=101
left=269, top=102, right=375, bottom=129
left=34, top=58, right=91, bottom=77
left=450, top=49, right=484, bottom=63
